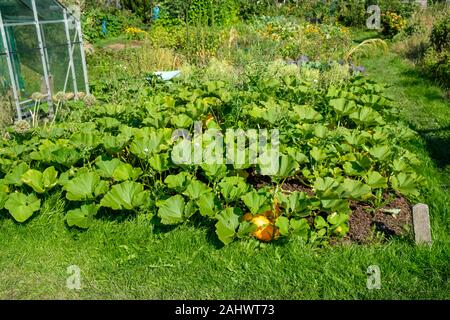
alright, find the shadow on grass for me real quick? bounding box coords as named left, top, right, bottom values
left=416, top=130, right=450, bottom=170
left=396, top=68, right=450, bottom=171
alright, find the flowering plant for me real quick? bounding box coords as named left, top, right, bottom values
left=381, top=11, right=406, bottom=37
left=124, top=27, right=148, bottom=41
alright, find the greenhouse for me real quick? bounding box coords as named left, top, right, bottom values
left=0, top=0, right=89, bottom=120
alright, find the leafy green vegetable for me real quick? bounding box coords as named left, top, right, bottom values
left=64, top=172, right=103, bottom=201
left=196, top=193, right=221, bottom=217
left=164, top=172, right=191, bottom=192
left=365, top=171, right=387, bottom=189
left=341, top=178, right=372, bottom=200
left=21, top=169, right=45, bottom=193
left=112, top=163, right=143, bottom=181
left=4, top=163, right=29, bottom=186
left=183, top=180, right=210, bottom=200
left=241, top=190, right=270, bottom=214
left=215, top=207, right=241, bottom=245
left=275, top=216, right=290, bottom=236
left=100, top=181, right=148, bottom=210
left=391, top=172, right=420, bottom=197
left=21, top=167, right=58, bottom=193
left=66, top=204, right=99, bottom=229
left=157, top=194, right=185, bottom=225
left=219, top=176, right=248, bottom=203
left=4, top=193, right=41, bottom=223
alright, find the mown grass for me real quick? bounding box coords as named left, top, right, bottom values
left=0, top=193, right=448, bottom=300
left=0, top=33, right=449, bottom=300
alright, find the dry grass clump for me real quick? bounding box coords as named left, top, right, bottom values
left=0, top=91, right=14, bottom=129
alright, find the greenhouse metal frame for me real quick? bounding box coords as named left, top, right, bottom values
left=0, top=0, right=89, bottom=120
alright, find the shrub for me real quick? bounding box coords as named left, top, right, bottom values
left=421, top=15, right=450, bottom=88
left=82, top=8, right=143, bottom=43
left=381, top=11, right=407, bottom=37
left=422, top=47, right=450, bottom=88
left=368, top=0, right=418, bottom=18
left=124, top=27, right=148, bottom=41
left=334, top=0, right=367, bottom=27
left=430, top=15, right=450, bottom=52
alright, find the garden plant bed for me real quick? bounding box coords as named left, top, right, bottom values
left=259, top=174, right=414, bottom=245
left=347, top=196, right=413, bottom=244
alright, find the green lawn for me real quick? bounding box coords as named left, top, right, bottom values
left=0, top=195, right=448, bottom=299
left=361, top=52, right=450, bottom=191
left=1, top=47, right=449, bottom=300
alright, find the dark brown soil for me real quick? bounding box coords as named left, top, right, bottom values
left=282, top=180, right=316, bottom=197
left=346, top=196, right=413, bottom=244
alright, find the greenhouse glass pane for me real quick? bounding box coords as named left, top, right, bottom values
left=0, top=0, right=35, bottom=23
left=35, top=0, right=64, bottom=21
left=72, top=43, right=86, bottom=93
left=6, top=24, right=44, bottom=100
left=42, top=22, right=72, bottom=93
left=0, top=52, right=11, bottom=94
left=0, top=53, right=15, bottom=125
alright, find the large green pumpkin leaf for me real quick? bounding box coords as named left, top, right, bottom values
left=341, top=178, right=372, bottom=200
left=5, top=193, right=41, bottom=223
left=164, top=172, right=191, bottom=192
left=51, top=147, right=82, bottom=167
left=43, top=166, right=58, bottom=189
left=329, top=98, right=357, bottom=116
left=219, top=176, right=248, bottom=203
left=149, top=153, right=170, bottom=172
left=241, top=190, right=270, bottom=214
left=320, top=199, right=351, bottom=214
left=102, top=134, right=127, bottom=154
left=275, top=154, right=298, bottom=179
left=365, top=171, right=387, bottom=189
left=64, top=172, right=101, bottom=201
left=215, top=207, right=241, bottom=245
left=290, top=218, right=310, bottom=239
left=70, top=131, right=101, bottom=148
left=4, top=163, right=29, bottom=186
left=237, top=221, right=258, bottom=238
left=327, top=212, right=348, bottom=226
left=21, top=167, right=58, bottom=193
left=66, top=204, right=98, bottom=229
left=157, top=194, right=185, bottom=225
left=293, top=105, right=323, bottom=122
left=112, top=163, right=143, bottom=181
left=391, top=173, right=419, bottom=197
left=314, top=177, right=340, bottom=199
left=349, top=107, right=384, bottom=127
left=183, top=180, right=210, bottom=200
left=129, top=129, right=169, bottom=159
left=275, top=216, right=290, bottom=236
left=0, top=191, right=8, bottom=209
left=201, top=163, right=227, bottom=181
left=100, top=181, right=147, bottom=210
left=278, top=191, right=309, bottom=216
left=196, top=193, right=221, bottom=217
left=369, top=145, right=391, bottom=161
left=171, top=114, right=193, bottom=128
left=96, top=158, right=123, bottom=178
left=343, top=161, right=365, bottom=176
left=310, top=147, right=327, bottom=163
left=21, top=169, right=44, bottom=193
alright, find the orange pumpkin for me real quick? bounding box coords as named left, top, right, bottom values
left=251, top=215, right=275, bottom=242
